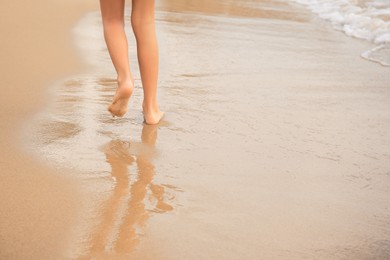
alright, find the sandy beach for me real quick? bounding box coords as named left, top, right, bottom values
left=2, top=0, right=390, bottom=259
left=0, top=1, right=98, bottom=259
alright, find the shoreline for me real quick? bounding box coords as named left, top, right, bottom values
left=0, top=1, right=98, bottom=258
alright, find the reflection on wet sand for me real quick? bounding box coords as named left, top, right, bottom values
left=81, top=124, right=173, bottom=259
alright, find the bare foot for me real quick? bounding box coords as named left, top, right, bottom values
left=143, top=103, right=164, bottom=125
left=108, top=80, right=134, bottom=117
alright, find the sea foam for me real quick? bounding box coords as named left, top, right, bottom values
left=292, top=0, right=390, bottom=66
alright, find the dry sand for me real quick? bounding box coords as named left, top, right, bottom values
left=1, top=0, right=390, bottom=259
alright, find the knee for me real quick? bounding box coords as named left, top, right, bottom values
left=131, top=13, right=154, bottom=34
left=102, top=17, right=124, bottom=33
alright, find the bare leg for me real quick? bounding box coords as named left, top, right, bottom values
left=131, top=0, right=164, bottom=124
left=100, top=0, right=134, bottom=117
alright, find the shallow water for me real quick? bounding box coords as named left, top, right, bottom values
left=23, top=0, right=390, bottom=259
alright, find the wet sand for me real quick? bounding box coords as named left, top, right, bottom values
left=3, top=0, right=390, bottom=259
left=0, top=1, right=98, bottom=259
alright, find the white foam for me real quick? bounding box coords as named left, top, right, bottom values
left=375, top=32, right=390, bottom=43
left=291, top=0, right=390, bottom=66
left=362, top=44, right=390, bottom=66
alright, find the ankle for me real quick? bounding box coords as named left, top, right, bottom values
left=117, top=76, right=134, bottom=86
left=142, top=101, right=158, bottom=112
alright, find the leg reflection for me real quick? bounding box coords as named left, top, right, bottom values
left=81, top=124, right=174, bottom=258
left=114, top=125, right=174, bottom=253
left=85, top=140, right=133, bottom=258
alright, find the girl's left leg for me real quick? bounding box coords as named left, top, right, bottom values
left=100, top=0, right=134, bottom=117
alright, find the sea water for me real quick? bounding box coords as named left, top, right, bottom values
left=292, top=0, right=390, bottom=66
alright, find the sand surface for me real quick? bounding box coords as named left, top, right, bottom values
left=2, top=0, right=390, bottom=259
left=0, top=1, right=98, bottom=259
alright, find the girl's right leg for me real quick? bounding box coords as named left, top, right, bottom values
left=131, top=0, right=164, bottom=124
left=100, top=0, right=134, bottom=117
